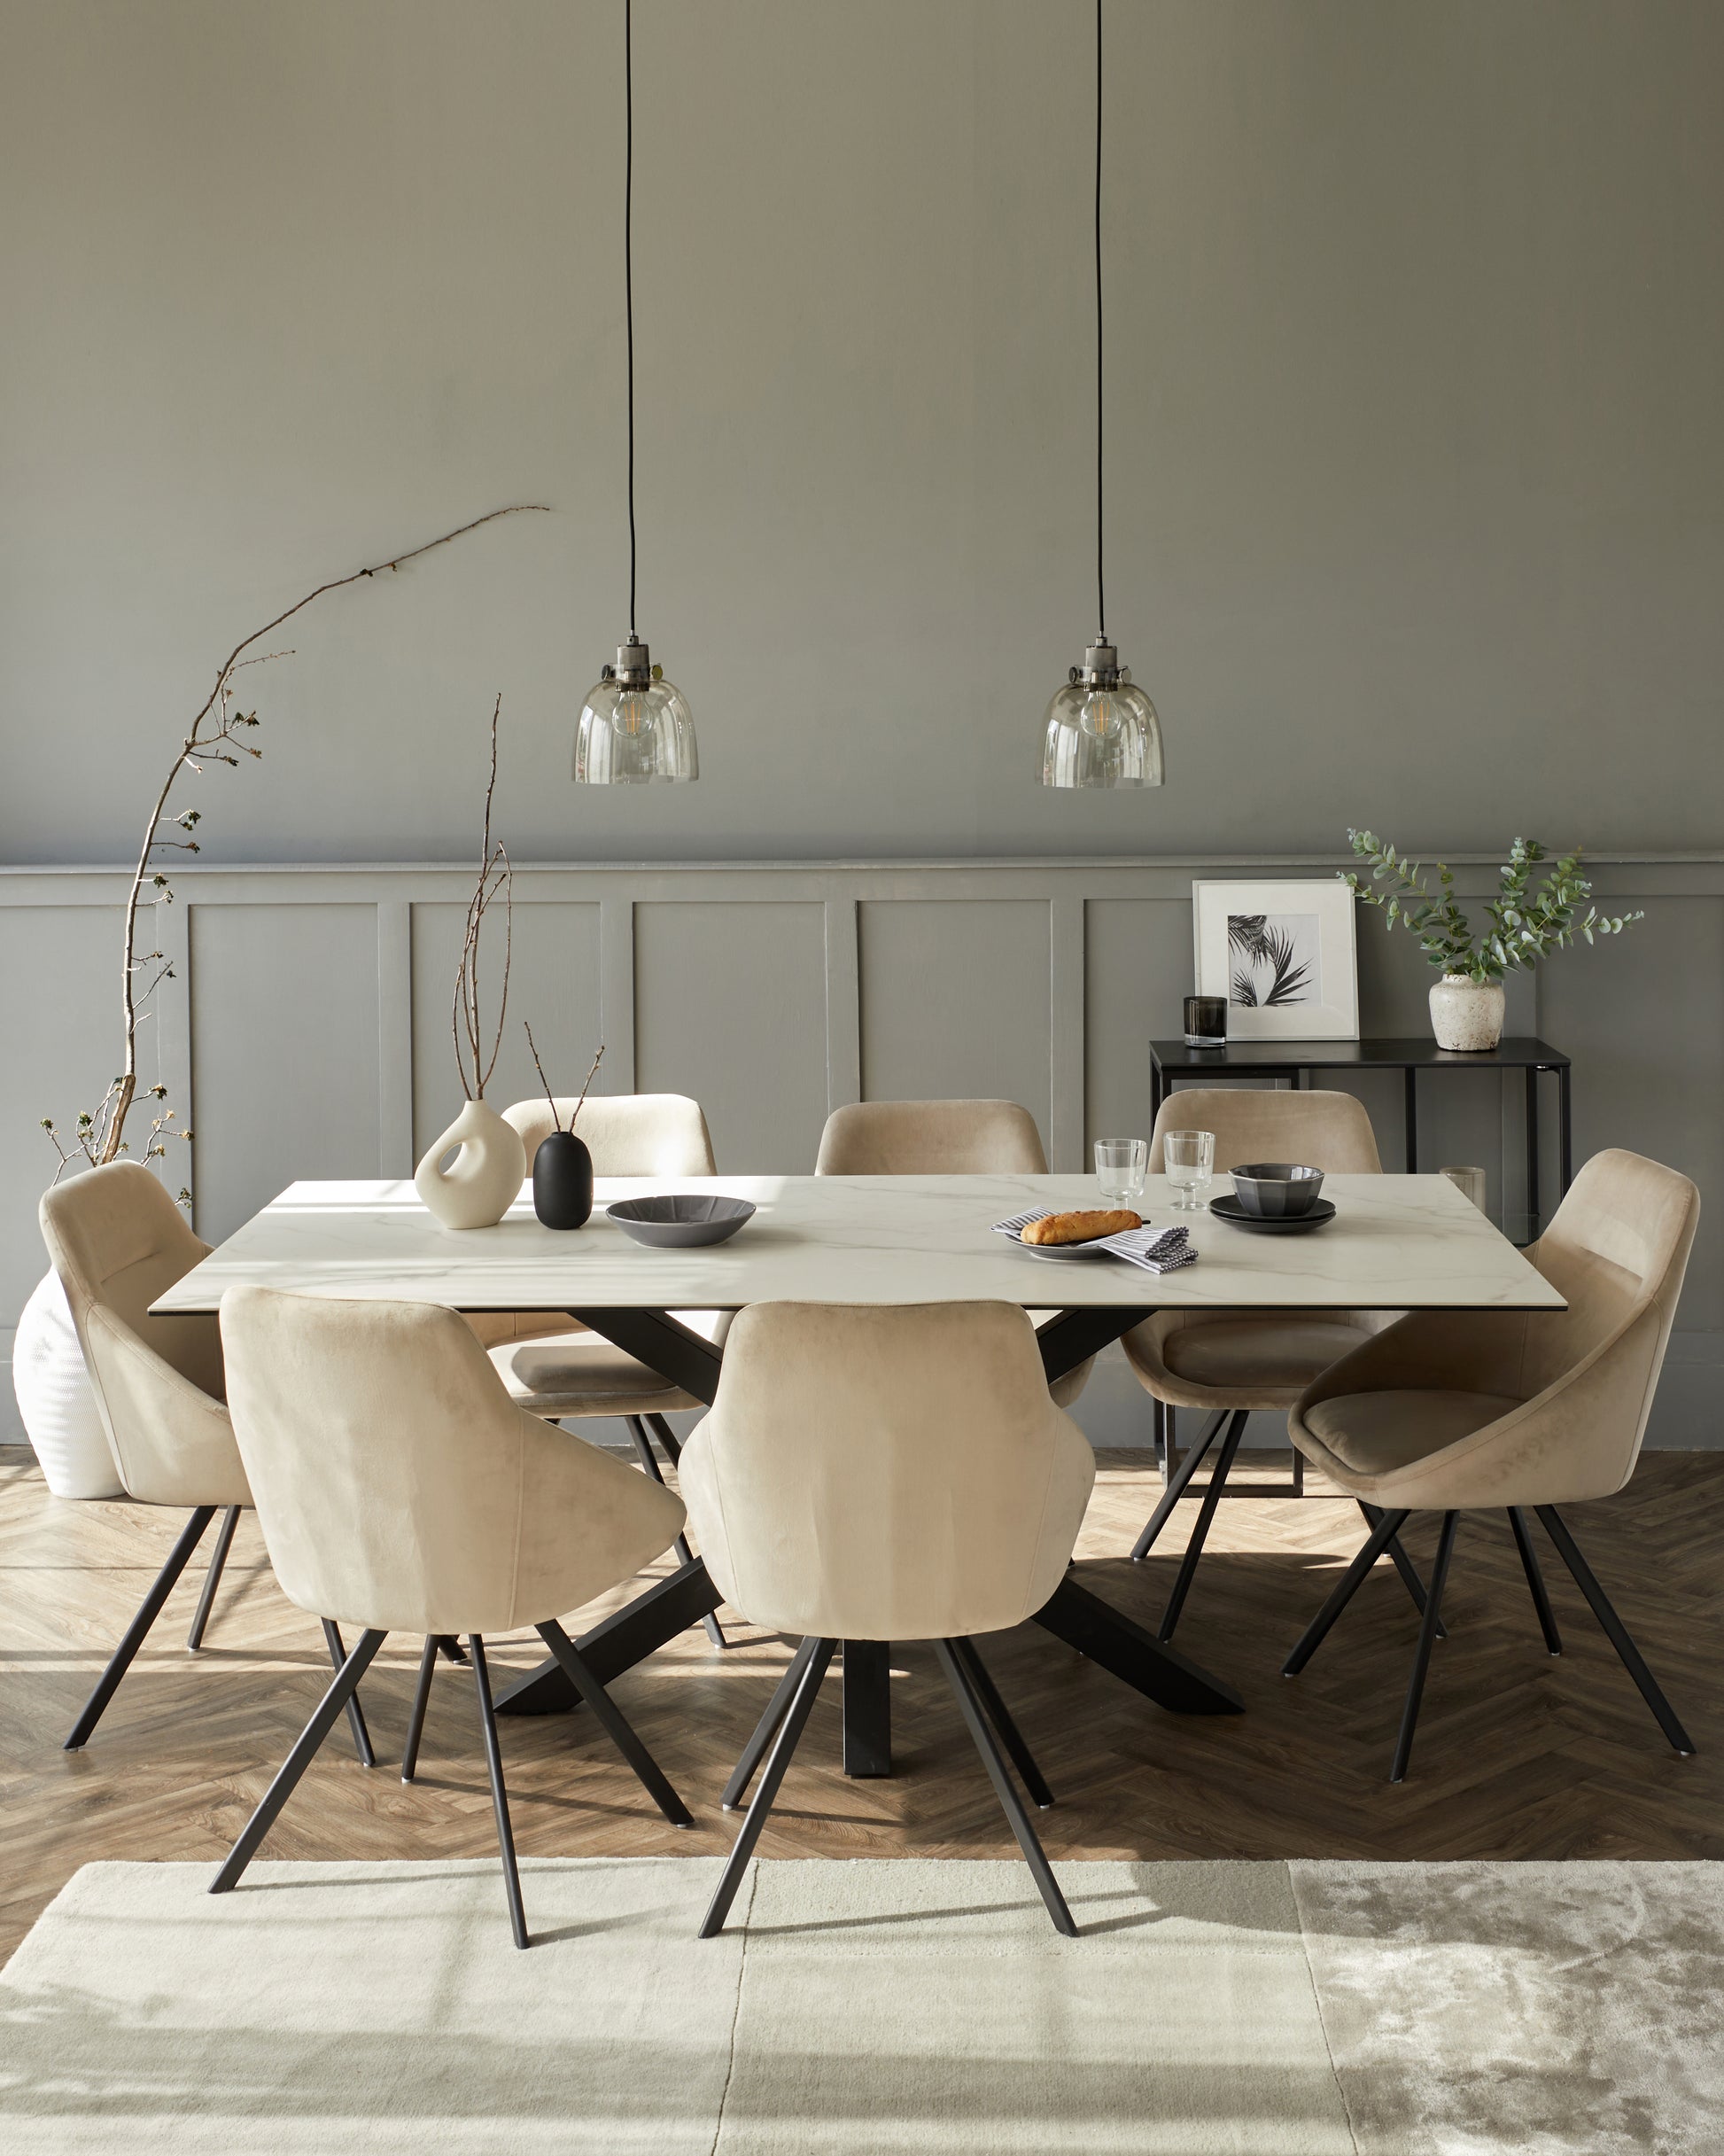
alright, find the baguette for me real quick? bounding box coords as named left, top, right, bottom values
left=1021, top=1208, right=1141, bottom=1246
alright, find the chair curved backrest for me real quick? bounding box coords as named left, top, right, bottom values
left=219, top=1286, right=686, bottom=1636
left=816, top=1100, right=1048, bottom=1176
left=503, top=1093, right=716, bottom=1176
left=679, top=1300, right=1094, bottom=1640
left=1518, top=1148, right=1699, bottom=1459
left=39, top=1162, right=244, bottom=1506
left=1148, top=1088, right=1382, bottom=1175
left=1296, top=1148, right=1700, bottom=1506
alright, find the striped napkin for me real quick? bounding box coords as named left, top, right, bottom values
left=993, top=1210, right=1197, bottom=1274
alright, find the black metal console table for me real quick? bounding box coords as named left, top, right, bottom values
left=1148, top=1035, right=1573, bottom=1231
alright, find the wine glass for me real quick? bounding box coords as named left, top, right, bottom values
left=1163, top=1129, right=1215, bottom=1211
left=1094, top=1139, right=1148, bottom=1207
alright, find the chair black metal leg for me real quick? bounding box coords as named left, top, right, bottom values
left=627, top=1416, right=727, bottom=1649
left=210, top=1627, right=387, bottom=1893
left=723, top=1637, right=819, bottom=1810
left=322, top=1620, right=376, bottom=1767
left=469, top=1634, right=529, bottom=1949
left=953, top=1638, right=1053, bottom=1808
left=1390, top=1512, right=1458, bottom=1783
left=1535, top=1506, right=1695, bottom=1755
left=1283, top=1507, right=1412, bottom=1676
left=65, top=1505, right=216, bottom=1750
left=1130, top=1408, right=1228, bottom=1561
left=1509, top=1506, right=1562, bottom=1655
left=435, top=1634, right=468, bottom=1664
left=185, top=1506, right=241, bottom=1652
left=644, top=1411, right=684, bottom=1466
left=534, top=1620, right=693, bottom=1825
left=1360, top=1499, right=1448, bottom=1640
left=1158, top=1411, right=1248, bottom=1641
left=703, top=1638, right=836, bottom=1938
left=401, top=1635, right=440, bottom=1782
left=935, top=1640, right=1076, bottom=1937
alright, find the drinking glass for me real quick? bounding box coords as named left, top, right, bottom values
left=1163, top=1129, right=1215, bottom=1211
left=1094, top=1138, right=1148, bottom=1206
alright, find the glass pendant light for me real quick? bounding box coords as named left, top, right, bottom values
left=575, top=0, right=697, bottom=784
left=1041, top=0, right=1163, bottom=790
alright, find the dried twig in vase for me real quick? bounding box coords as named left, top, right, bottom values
left=524, top=1023, right=563, bottom=1134
left=40, top=503, right=547, bottom=1193
left=452, top=696, right=513, bottom=1101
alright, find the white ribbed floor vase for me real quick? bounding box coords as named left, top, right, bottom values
left=3, top=1858, right=1720, bottom=2154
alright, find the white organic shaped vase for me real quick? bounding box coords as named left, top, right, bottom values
left=414, top=1096, right=527, bottom=1230
left=1429, top=976, right=1506, bottom=1053
left=12, top=1268, right=124, bottom=1498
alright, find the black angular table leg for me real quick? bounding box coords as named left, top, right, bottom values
left=843, top=1640, right=892, bottom=1777
left=493, top=1561, right=724, bottom=1716
left=1032, top=1576, right=1244, bottom=1715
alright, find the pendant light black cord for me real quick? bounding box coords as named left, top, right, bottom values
left=1094, top=0, right=1106, bottom=645
left=625, top=0, right=637, bottom=638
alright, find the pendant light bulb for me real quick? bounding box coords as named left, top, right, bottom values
left=1042, top=641, right=1162, bottom=789
left=575, top=638, right=697, bottom=784
left=1040, top=0, right=1162, bottom=791
left=574, top=0, right=697, bottom=786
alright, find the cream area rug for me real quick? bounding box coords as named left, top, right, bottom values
left=2, top=1858, right=1719, bottom=2154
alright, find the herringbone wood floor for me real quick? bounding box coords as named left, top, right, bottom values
left=4, top=1441, right=1721, bottom=1966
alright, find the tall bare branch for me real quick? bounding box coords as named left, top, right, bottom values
left=40, top=503, right=547, bottom=1181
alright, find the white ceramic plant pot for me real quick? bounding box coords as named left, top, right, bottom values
left=414, top=1096, right=527, bottom=1230
left=12, top=1268, right=124, bottom=1498
left=1429, top=976, right=1505, bottom=1053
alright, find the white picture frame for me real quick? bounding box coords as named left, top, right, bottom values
left=1192, top=879, right=1359, bottom=1040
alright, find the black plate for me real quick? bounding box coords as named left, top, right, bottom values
left=1208, top=1194, right=1336, bottom=1233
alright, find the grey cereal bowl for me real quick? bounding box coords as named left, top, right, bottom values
left=605, top=1195, right=756, bottom=1248
left=1229, top=1163, right=1325, bottom=1219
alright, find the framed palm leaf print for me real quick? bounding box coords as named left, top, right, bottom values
left=1192, top=879, right=1359, bottom=1040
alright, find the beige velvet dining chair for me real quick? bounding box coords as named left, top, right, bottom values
left=214, top=1285, right=694, bottom=1948
left=485, top=1090, right=730, bottom=1645
left=814, top=1099, right=1094, bottom=1410
left=1283, top=1148, right=1699, bottom=1782
left=680, top=1299, right=1096, bottom=1939
left=1122, top=1088, right=1422, bottom=1643
left=38, top=1162, right=385, bottom=1763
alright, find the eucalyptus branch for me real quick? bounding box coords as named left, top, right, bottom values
left=43, top=502, right=546, bottom=1180
left=1340, top=829, right=1643, bottom=984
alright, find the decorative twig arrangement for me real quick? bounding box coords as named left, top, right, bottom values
left=524, top=1024, right=604, bottom=1134
left=452, top=696, right=514, bottom=1102
left=1341, top=830, right=1643, bottom=984
left=41, top=504, right=547, bottom=1194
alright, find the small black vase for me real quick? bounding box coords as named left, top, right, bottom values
left=532, top=1130, right=593, bottom=1229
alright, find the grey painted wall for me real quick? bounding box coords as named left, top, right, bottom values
left=2, top=0, right=1720, bottom=867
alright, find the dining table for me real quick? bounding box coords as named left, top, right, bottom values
left=154, top=1169, right=1565, bottom=1772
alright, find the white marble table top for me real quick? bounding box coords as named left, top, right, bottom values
left=153, top=1173, right=1565, bottom=1316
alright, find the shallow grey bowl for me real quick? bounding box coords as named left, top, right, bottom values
left=1229, top=1163, right=1325, bottom=1219
left=605, top=1195, right=756, bottom=1248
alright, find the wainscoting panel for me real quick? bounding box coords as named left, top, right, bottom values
left=1084, top=899, right=1192, bottom=1148
left=3, top=857, right=1719, bottom=1446
left=0, top=902, right=124, bottom=1325
left=633, top=899, right=830, bottom=1174
left=409, top=900, right=602, bottom=1162
left=189, top=903, right=381, bottom=1246
left=858, top=899, right=1053, bottom=1156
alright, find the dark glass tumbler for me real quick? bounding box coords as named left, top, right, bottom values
left=1184, top=995, right=1227, bottom=1049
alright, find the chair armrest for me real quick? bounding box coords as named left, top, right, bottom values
left=1298, top=1306, right=1534, bottom=1413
